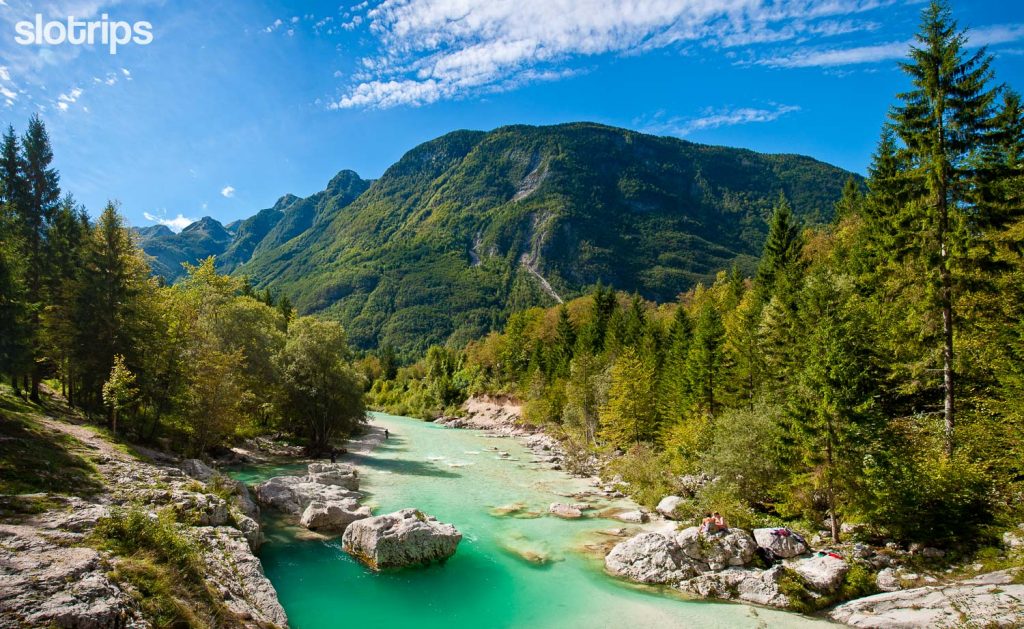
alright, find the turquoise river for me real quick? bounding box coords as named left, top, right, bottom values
left=231, top=412, right=832, bottom=628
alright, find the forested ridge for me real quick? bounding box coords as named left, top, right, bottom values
left=368, top=2, right=1024, bottom=550
left=136, top=125, right=853, bottom=357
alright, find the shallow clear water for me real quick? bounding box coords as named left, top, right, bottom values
left=232, top=413, right=831, bottom=629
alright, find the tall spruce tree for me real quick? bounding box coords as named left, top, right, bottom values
left=756, top=193, right=804, bottom=301
left=890, top=0, right=999, bottom=455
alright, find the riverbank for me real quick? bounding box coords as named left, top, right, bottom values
left=433, top=395, right=1024, bottom=627
left=0, top=388, right=286, bottom=628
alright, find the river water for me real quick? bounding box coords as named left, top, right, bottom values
left=231, top=412, right=831, bottom=628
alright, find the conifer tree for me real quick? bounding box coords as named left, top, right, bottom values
left=686, top=301, right=726, bottom=417
left=756, top=193, right=804, bottom=301
left=890, top=0, right=999, bottom=455
left=600, top=347, right=657, bottom=447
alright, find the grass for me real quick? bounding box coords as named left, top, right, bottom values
left=0, top=386, right=103, bottom=496
left=92, top=506, right=246, bottom=629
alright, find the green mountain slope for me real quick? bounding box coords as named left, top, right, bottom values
left=232, top=122, right=855, bottom=354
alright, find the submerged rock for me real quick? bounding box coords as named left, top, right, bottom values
left=612, top=509, right=649, bottom=524
left=549, top=503, right=583, bottom=519
left=342, top=509, right=462, bottom=570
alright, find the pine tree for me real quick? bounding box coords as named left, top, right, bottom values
left=657, top=305, right=693, bottom=425
left=686, top=301, right=726, bottom=417
left=17, top=115, right=62, bottom=400
left=756, top=193, right=804, bottom=301
left=72, top=202, right=152, bottom=410
left=788, top=269, right=881, bottom=541
left=552, top=304, right=576, bottom=378
left=600, top=347, right=657, bottom=447
left=890, top=0, right=999, bottom=455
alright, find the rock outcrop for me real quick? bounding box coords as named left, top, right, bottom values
left=1, top=413, right=288, bottom=629
left=300, top=498, right=373, bottom=532
left=342, top=509, right=462, bottom=570
left=788, top=554, right=849, bottom=592
left=605, top=526, right=816, bottom=611
left=0, top=521, right=145, bottom=628
left=753, top=527, right=808, bottom=559
left=195, top=527, right=288, bottom=627
left=829, top=569, right=1024, bottom=628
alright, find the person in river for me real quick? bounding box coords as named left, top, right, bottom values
left=384, top=428, right=390, bottom=440
left=330, top=449, right=337, bottom=463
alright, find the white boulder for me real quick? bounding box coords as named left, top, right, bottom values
left=656, top=495, right=683, bottom=519
left=788, top=554, right=849, bottom=592
left=753, top=527, right=808, bottom=558
left=299, top=499, right=372, bottom=532
left=341, top=509, right=462, bottom=570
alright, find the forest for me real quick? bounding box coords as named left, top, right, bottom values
left=369, top=2, right=1024, bottom=547
left=0, top=119, right=366, bottom=454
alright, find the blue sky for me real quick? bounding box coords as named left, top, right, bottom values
left=0, top=0, right=1022, bottom=231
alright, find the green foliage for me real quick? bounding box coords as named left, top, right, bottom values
left=701, top=402, right=786, bottom=506
left=860, top=450, right=994, bottom=545
left=599, top=348, right=658, bottom=447
left=276, top=317, right=366, bottom=452
left=604, top=443, right=674, bottom=508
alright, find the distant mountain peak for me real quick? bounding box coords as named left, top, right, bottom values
left=273, top=194, right=300, bottom=212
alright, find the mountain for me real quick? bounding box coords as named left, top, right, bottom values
left=136, top=122, right=855, bottom=354
left=134, top=216, right=233, bottom=281
left=133, top=174, right=371, bottom=281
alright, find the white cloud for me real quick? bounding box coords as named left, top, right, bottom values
left=640, top=103, right=801, bottom=137
left=220, top=185, right=236, bottom=198
left=144, top=212, right=195, bottom=233
left=330, top=0, right=894, bottom=109
left=757, top=22, right=1024, bottom=68
left=757, top=39, right=910, bottom=67
left=0, top=67, right=10, bottom=82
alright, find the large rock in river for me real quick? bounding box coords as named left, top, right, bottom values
left=604, top=532, right=699, bottom=584
left=300, top=498, right=372, bottom=532
left=254, top=470, right=361, bottom=515
left=342, top=509, right=462, bottom=570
